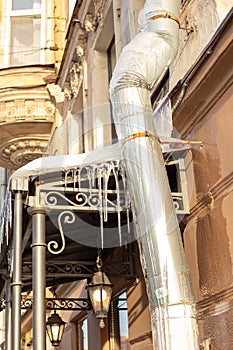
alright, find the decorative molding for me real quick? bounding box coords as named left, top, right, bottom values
left=0, top=137, right=49, bottom=168
left=47, top=85, right=64, bottom=104
left=0, top=98, right=55, bottom=123
left=84, top=14, right=94, bottom=32
left=63, top=83, right=73, bottom=100
left=93, top=0, right=107, bottom=29
left=70, top=62, right=83, bottom=99
left=64, top=38, right=86, bottom=100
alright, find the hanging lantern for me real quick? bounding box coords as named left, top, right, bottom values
left=46, top=311, right=66, bottom=347
left=87, top=266, right=112, bottom=328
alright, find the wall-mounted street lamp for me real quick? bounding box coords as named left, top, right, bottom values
left=46, top=310, right=66, bottom=347
left=46, top=286, right=66, bottom=347
left=87, top=256, right=112, bottom=328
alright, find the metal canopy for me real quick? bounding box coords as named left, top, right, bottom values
left=0, top=147, right=191, bottom=295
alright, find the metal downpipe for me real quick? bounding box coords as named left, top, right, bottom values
left=110, top=1, right=199, bottom=349
left=11, top=192, right=23, bottom=350
left=0, top=168, right=11, bottom=350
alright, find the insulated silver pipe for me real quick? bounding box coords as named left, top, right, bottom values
left=29, top=207, right=47, bottom=350
left=110, top=1, right=199, bottom=349
left=11, top=192, right=23, bottom=350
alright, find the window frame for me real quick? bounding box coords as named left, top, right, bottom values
left=110, top=292, right=131, bottom=350
left=4, top=0, right=46, bottom=67
left=76, top=316, right=89, bottom=350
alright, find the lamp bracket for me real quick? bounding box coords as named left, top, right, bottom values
left=21, top=297, right=92, bottom=311
left=0, top=296, right=92, bottom=311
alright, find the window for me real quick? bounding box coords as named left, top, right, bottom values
left=5, top=0, right=45, bottom=67
left=110, top=292, right=131, bottom=350
left=68, top=0, right=76, bottom=21
left=107, top=37, right=116, bottom=80
left=118, top=294, right=131, bottom=350
left=77, top=318, right=89, bottom=350
left=12, top=0, right=41, bottom=10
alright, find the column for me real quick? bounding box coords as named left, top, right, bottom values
left=11, top=192, right=23, bottom=350
left=5, top=276, right=12, bottom=350
left=28, top=207, right=47, bottom=350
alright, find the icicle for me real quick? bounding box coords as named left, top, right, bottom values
left=103, top=163, right=111, bottom=222
left=86, top=167, right=91, bottom=192
left=97, top=167, right=104, bottom=249
left=91, top=165, right=97, bottom=187
left=0, top=218, right=3, bottom=252
left=72, top=169, right=76, bottom=191
left=87, top=167, right=92, bottom=195
left=74, top=169, right=78, bottom=190
left=64, top=170, right=68, bottom=188
left=78, top=168, right=82, bottom=189
left=112, top=162, right=122, bottom=246
left=127, top=208, right=130, bottom=234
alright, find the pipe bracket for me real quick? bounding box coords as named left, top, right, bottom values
left=149, top=12, right=194, bottom=31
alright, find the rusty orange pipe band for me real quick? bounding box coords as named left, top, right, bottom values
left=149, top=13, right=194, bottom=31
left=123, top=131, right=160, bottom=144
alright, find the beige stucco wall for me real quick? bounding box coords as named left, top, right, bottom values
left=170, top=0, right=232, bottom=89
left=175, top=19, right=233, bottom=347
left=127, top=244, right=153, bottom=349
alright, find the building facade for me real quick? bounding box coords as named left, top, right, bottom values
left=0, top=0, right=232, bottom=350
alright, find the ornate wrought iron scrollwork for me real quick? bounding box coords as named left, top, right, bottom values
left=44, top=189, right=127, bottom=212
left=0, top=299, right=6, bottom=311
left=47, top=210, right=75, bottom=255
left=172, top=195, right=184, bottom=211
left=46, top=298, right=91, bottom=311
left=46, top=261, right=94, bottom=276
left=21, top=297, right=91, bottom=311
left=21, top=298, right=33, bottom=309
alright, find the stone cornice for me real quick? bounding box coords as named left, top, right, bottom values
left=0, top=65, right=55, bottom=89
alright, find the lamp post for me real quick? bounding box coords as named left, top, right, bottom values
left=46, top=310, right=66, bottom=347
left=87, top=256, right=112, bottom=328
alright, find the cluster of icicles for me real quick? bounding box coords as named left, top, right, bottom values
left=54, top=159, right=131, bottom=248
left=0, top=159, right=132, bottom=251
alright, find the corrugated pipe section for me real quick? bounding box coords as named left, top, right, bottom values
left=110, top=0, right=199, bottom=349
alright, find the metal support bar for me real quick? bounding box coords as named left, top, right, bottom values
left=5, top=277, right=12, bottom=350
left=28, top=207, right=47, bottom=350
left=11, top=192, right=23, bottom=350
